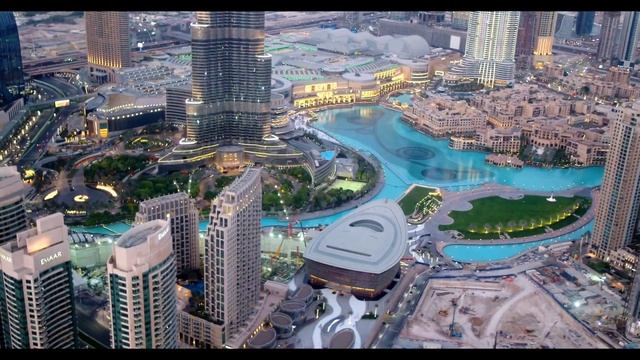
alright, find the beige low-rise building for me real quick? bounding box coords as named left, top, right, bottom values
left=405, top=96, right=486, bottom=138
left=565, top=138, right=608, bottom=166
left=475, top=127, right=522, bottom=154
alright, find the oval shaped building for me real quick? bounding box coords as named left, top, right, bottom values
left=303, top=199, right=407, bottom=299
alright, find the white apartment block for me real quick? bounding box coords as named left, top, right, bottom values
left=135, top=192, right=199, bottom=274
left=0, top=213, right=78, bottom=349
left=205, top=167, right=262, bottom=346
left=106, top=219, right=178, bottom=348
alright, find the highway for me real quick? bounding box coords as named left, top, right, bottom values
left=18, top=106, right=71, bottom=167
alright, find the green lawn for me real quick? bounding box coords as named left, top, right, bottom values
left=439, top=195, right=590, bottom=240
left=327, top=179, right=367, bottom=192
left=398, top=185, right=441, bottom=215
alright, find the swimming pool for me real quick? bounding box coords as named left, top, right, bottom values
left=320, top=150, right=336, bottom=161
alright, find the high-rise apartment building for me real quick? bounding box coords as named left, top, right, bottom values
left=451, top=11, right=470, bottom=31
left=205, top=167, right=262, bottom=345
left=575, top=11, right=595, bottom=36
left=106, top=219, right=178, bottom=349
left=627, top=262, right=640, bottom=339
left=0, top=12, right=23, bottom=109
left=516, top=11, right=536, bottom=70
left=85, top=12, right=131, bottom=83
left=532, top=12, right=557, bottom=69
left=0, top=166, right=28, bottom=246
left=591, top=102, right=640, bottom=259
left=448, top=11, right=520, bottom=88
left=135, top=192, right=199, bottom=274
left=597, top=12, right=621, bottom=64
left=0, top=213, right=78, bottom=349
left=185, top=12, right=271, bottom=145
left=617, top=12, right=640, bottom=66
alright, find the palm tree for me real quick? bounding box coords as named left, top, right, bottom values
left=484, top=223, right=493, bottom=234
left=507, top=221, right=517, bottom=232
left=519, top=219, right=528, bottom=231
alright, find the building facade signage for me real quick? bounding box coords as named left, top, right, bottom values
left=0, top=252, right=12, bottom=263
left=40, top=251, right=63, bottom=266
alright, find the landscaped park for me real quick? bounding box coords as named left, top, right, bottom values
left=439, top=195, right=591, bottom=240
left=398, top=185, right=442, bottom=223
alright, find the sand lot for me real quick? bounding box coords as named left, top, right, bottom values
left=400, top=275, right=607, bottom=348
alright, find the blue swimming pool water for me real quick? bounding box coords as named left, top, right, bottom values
left=442, top=222, right=593, bottom=263
left=320, top=150, right=336, bottom=161
left=72, top=104, right=604, bottom=263
left=184, top=280, right=205, bottom=296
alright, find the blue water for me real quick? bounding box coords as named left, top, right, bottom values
left=320, top=150, right=336, bottom=161
left=71, top=104, right=604, bottom=263
left=443, top=222, right=593, bottom=263
left=184, top=280, right=205, bottom=296
left=389, top=93, right=414, bottom=105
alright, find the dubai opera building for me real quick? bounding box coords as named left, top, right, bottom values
left=303, top=199, right=407, bottom=299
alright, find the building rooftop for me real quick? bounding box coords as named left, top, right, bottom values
left=303, top=199, right=407, bottom=274
left=117, top=222, right=164, bottom=248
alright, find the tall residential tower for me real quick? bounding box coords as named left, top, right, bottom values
left=617, top=12, right=640, bottom=66
left=0, top=166, right=28, bottom=246
left=0, top=12, right=24, bottom=109
left=597, top=12, right=621, bottom=64
left=135, top=192, right=200, bottom=274
left=106, top=219, right=178, bottom=348
left=532, top=12, right=557, bottom=69
left=205, top=167, right=262, bottom=346
left=85, top=12, right=131, bottom=83
left=0, top=213, right=78, bottom=349
left=591, top=102, right=640, bottom=259
left=448, top=11, right=520, bottom=88
left=575, top=11, right=595, bottom=36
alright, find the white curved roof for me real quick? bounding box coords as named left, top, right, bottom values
left=303, top=199, right=407, bottom=274
left=307, top=28, right=430, bottom=58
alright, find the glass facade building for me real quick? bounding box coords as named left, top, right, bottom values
left=186, top=12, right=271, bottom=145
left=575, top=11, right=595, bottom=36
left=0, top=12, right=24, bottom=109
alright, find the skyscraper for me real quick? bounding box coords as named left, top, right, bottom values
left=597, top=12, right=621, bottom=64
left=575, top=11, right=595, bottom=36
left=516, top=11, right=536, bottom=70
left=135, top=192, right=200, bottom=274
left=185, top=12, right=271, bottom=145
left=617, top=11, right=640, bottom=66
left=0, top=12, right=23, bottom=109
left=106, top=219, right=178, bottom=348
left=451, top=11, right=470, bottom=31
left=532, top=12, right=557, bottom=69
left=627, top=261, right=640, bottom=339
left=205, top=167, right=262, bottom=345
left=0, top=213, right=78, bottom=349
left=0, top=166, right=28, bottom=246
left=591, top=102, right=640, bottom=259
left=448, top=11, right=520, bottom=88
left=85, top=12, right=131, bottom=83
left=0, top=166, right=27, bottom=349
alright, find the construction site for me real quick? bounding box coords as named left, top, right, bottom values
left=399, top=275, right=608, bottom=348
left=260, top=224, right=311, bottom=283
